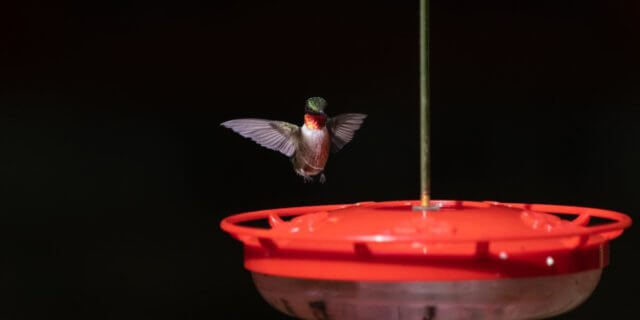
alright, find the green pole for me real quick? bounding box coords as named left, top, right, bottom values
left=419, top=0, right=431, bottom=207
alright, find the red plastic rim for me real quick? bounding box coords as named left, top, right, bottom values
left=220, top=200, right=632, bottom=281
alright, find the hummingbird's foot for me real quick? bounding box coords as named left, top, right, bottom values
left=302, top=175, right=313, bottom=183
left=318, top=173, right=326, bottom=184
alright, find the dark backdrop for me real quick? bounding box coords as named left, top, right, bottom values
left=2, top=0, right=639, bottom=319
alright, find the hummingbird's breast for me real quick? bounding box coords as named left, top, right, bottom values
left=295, top=125, right=330, bottom=175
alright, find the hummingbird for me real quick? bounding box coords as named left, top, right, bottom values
left=221, top=97, right=366, bottom=183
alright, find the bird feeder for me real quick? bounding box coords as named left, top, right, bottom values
left=221, top=200, right=630, bottom=319
left=220, top=1, right=632, bottom=319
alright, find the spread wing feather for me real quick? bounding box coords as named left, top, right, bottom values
left=221, top=119, right=299, bottom=157
left=327, top=113, right=367, bottom=153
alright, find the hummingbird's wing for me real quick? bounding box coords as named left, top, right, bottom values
left=221, top=119, right=300, bottom=157
left=327, top=113, right=367, bottom=153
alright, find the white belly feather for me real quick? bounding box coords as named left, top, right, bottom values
left=301, top=125, right=327, bottom=150
left=296, top=125, right=329, bottom=176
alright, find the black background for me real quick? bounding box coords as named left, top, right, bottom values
left=2, top=0, right=639, bottom=319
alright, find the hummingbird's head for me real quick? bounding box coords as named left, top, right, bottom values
left=305, top=97, right=327, bottom=115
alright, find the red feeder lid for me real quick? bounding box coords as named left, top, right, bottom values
left=220, top=200, right=632, bottom=281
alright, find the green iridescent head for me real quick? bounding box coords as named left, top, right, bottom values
left=305, top=97, right=327, bottom=114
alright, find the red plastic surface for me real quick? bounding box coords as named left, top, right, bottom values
left=220, top=200, right=631, bottom=281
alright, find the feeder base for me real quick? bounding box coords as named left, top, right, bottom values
left=252, top=269, right=601, bottom=320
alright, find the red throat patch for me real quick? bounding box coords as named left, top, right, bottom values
left=304, top=113, right=327, bottom=130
